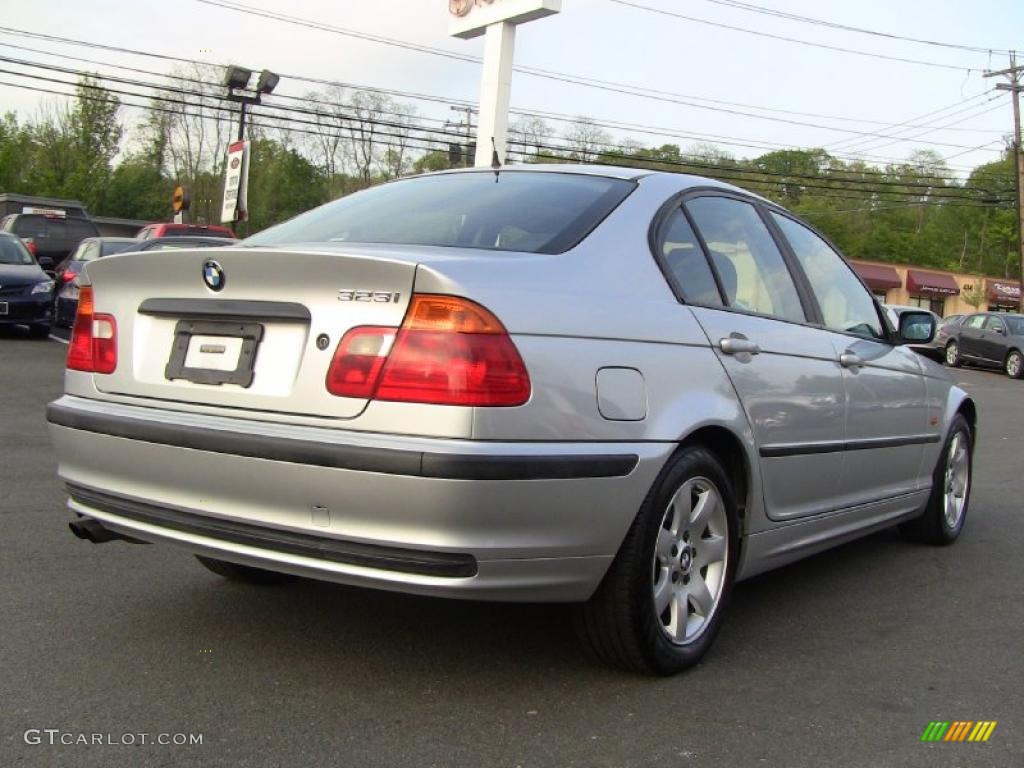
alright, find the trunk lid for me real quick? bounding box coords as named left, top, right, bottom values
left=85, top=246, right=415, bottom=419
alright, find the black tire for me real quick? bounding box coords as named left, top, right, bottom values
left=575, top=445, right=739, bottom=675
left=195, top=555, right=297, bottom=585
left=1005, top=349, right=1023, bottom=380
left=28, top=323, right=51, bottom=339
left=899, top=414, right=972, bottom=545
left=944, top=340, right=961, bottom=368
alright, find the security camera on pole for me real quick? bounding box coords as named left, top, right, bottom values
left=449, top=0, right=561, bottom=168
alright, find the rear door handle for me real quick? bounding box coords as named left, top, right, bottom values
left=719, top=337, right=761, bottom=356
left=840, top=352, right=864, bottom=368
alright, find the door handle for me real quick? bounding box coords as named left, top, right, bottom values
left=839, top=352, right=864, bottom=368
left=719, top=337, right=761, bottom=356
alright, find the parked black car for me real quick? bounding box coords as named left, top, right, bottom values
left=54, top=236, right=238, bottom=327
left=53, top=238, right=139, bottom=327
left=943, top=311, right=1024, bottom=379
left=0, top=213, right=99, bottom=273
left=0, top=232, right=54, bottom=337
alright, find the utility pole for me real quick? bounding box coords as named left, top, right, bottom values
left=446, top=105, right=477, bottom=167
left=984, top=53, right=1024, bottom=313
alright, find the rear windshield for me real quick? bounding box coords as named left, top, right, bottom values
left=100, top=241, right=136, bottom=256
left=0, top=236, right=33, bottom=265
left=168, top=229, right=233, bottom=238
left=244, top=171, right=636, bottom=254
left=10, top=215, right=97, bottom=240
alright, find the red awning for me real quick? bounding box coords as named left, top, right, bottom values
left=987, top=280, right=1021, bottom=305
left=851, top=262, right=901, bottom=291
left=906, top=269, right=960, bottom=297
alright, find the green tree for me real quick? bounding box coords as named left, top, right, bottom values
left=0, top=112, right=34, bottom=193
left=244, top=138, right=326, bottom=233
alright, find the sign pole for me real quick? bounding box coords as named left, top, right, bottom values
left=450, top=1, right=562, bottom=168
left=474, top=21, right=516, bottom=168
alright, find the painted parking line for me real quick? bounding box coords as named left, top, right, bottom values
left=49, top=334, right=69, bottom=345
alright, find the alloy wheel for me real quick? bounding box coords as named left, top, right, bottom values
left=943, top=431, right=970, bottom=531
left=1007, top=351, right=1022, bottom=378
left=652, top=477, right=729, bottom=645
left=945, top=342, right=958, bottom=366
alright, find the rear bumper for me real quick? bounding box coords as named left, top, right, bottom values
left=48, top=396, right=672, bottom=601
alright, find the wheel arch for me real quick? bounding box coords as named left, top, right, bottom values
left=956, top=395, right=978, bottom=440
left=677, top=424, right=752, bottom=534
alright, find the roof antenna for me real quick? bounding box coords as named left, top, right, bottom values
left=490, top=137, right=502, bottom=181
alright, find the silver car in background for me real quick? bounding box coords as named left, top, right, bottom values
left=48, top=166, right=976, bottom=674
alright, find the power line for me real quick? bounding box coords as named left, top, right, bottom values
left=0, top=79, right=469, bottom=162
left=0, top=27, right=999, bottom=171
left=0, top=24, right=1004, bottom=137
left=828, top=92, right=997, bottom=151
left=185, top=1, right=1002, bottom=149
left=2, top=75, right=1012, bottom=212
left=2, top=56, right=1011, bottom=201
left=848, top=102, right=1007, bottom=156
left=696, top=0, right=1010, bottom=55
left=607, top=0, right=981, bottom=72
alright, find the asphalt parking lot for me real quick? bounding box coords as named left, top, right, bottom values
left=2, top=327, right=1021, bottom=768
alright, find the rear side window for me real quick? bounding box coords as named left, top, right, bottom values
left=100, top=241, right=134, bottom=256
left=11, top=216, right=47, bottom=238
left=245, top=172, right=636, bottom=254
left=71, top=241, right=92, bottom=261
left=964, top=315, right=986, bottom=329
left=685, top=197, right=805, bottom=323
left=656, top=208, right=723, bottom=306
left=772, top=213, right=883, bottom=340
left=0, top=236, right=33, bottom=265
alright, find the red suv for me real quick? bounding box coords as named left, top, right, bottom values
left=137, top=223, right=236, bottom=240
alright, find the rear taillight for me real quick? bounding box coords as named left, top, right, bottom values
left=22, top=238, right=36, bottom=255
left=326, top=294, right=530, bottom=406
left=67, top=286, right=117, bottom=374
left=61, top=270, right=76, bottom=283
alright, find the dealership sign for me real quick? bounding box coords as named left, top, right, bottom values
left=449, top=0, right=561, bottom=39
left=221, top=140, right=251, bottom=224
left=987, top=280, right=1022, bottom=303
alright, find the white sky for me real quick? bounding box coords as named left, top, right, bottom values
left=1, top=0, right=1022, bottom=176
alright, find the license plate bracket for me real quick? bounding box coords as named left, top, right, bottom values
left=164, top=320, right=263, bottom=387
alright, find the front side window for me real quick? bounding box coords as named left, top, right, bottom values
left=245, top=172, right=636, bottom=255
left=685, top=197, right=805, bottom=323
left=772, top=213, right=883, bottom=339
left=985, top=316, right=1006, bottom=333
left=656, top=209, right=723, bottom=306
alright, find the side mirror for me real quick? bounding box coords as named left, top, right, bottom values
left=37, top=255, right=54, bottom=271
left=993, top=326, right=1006, bottom=336
left=898, top=311, right=936, bottom=345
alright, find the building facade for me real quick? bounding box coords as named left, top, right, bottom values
left=849, top=259, right=1021, bottom=317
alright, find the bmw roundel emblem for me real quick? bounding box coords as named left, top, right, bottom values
left=202, top=260, right=225, bottom=292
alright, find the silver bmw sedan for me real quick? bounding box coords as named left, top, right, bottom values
left=48, top=165, right=976, bottom=674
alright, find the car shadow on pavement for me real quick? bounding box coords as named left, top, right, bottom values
left=96, top=526, right=915, bottom=682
